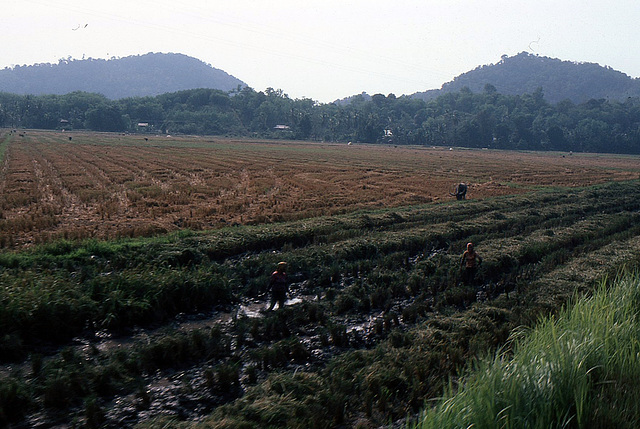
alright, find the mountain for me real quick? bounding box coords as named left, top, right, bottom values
left=0, top=53, right=247, bottom=99
left=410, top=52, right=640, bottom=104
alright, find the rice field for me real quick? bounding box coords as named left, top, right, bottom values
left=1, top=129, right=639, bottom=248
left=2, top=128, right=640, bottom=428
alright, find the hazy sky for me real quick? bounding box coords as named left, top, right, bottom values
left=4, top=0, right=640, bottom=102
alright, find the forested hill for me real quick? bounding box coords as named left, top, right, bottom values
left=411, top=52, right=640, bottom=104
left=0, top=53, right=247, bottom=99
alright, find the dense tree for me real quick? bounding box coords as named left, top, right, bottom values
left=85, top=103, right=126, bottom=132
left=2, top=86, right=640, bottom=154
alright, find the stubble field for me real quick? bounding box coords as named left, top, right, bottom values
left=1, top=129, right=639, bottom=248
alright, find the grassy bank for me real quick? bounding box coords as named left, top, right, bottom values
left=413, top=270, right=640, bottom=429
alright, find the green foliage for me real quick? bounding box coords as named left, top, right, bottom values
left=0, top=377, right=32, bottom=425
left=414, top=271, right=640, bottom=429
left=84, top=103, right=127, bottom=131
left=2, top=181, right=640, bottom=427
left=431, top=52, right=640, bottom=104
left=3, top=68, right=640, bottom=152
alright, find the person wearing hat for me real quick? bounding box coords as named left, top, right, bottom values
left=460, top=242, right=482, bottom=286
left=267, top=262, right=289, bottom=311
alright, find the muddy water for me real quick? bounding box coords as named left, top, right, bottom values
left=98, top=289, right=394, bottom=428
left=90, top=293, right=314, bottom=355
left=95, top=291, right=350, bottom=428
left=12, top=284, right=396, bottom=428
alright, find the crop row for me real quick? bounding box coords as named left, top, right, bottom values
left=2, top=181, right=638, bottom=351
left=2, top=180, right=640, bottom=427
left=2, top=131, right=639, bottom=248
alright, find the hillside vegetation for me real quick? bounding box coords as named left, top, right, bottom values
left=3, top=52, right=638, bottom=105
left=2, top=178, right=640, bottom=427
left=412, top=52, right=640, bottom=104
left=0, top=53, right=246, bottom=99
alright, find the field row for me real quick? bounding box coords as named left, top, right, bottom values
left=1, top=130, right=639, bottom=248
left=2, top=180, right=640, bottom=427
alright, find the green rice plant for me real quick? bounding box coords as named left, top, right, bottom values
left=438, top=285, right=476, bottom=309
left=135, top=326, right=233, bottom=372
left=414, top=271, right=640, bottom=429
left=134, top=416, right=191, bottom=429
left=216, top=361, right=241, bottom=394
left=401, top=298, right=433, bottom=324
left=334, top=282, right=370, bottom=314
left=328, top=323, right=349, bottom=348
left=21, top=324, right=235, bottom=414
left=0, top=377, right=33, bottom=425
left=83, top=395, right=106, bottom=429
left=42, top=369, right=82, bottom=409
left=201, top=371, right=341, bottom=429
left=258, top=311, right=292, bottom=341
left=298, top=301, right=326, bottom=324
left=251, top=337, right=310, bottom=370
left=0, top=333, right=25, bottom=361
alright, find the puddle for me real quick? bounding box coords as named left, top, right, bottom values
left=236, top=302, right=266, bottom=318
left=209, top=294, right=318, bottom=323
left=91, top=292, right=319, bottom=354
left=11, top=289, right=393, bottom=428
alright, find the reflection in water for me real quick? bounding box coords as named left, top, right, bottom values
left=234, top=296, right=308, bottom=318
left=179, top=294, right=315, bottom=329
left=236, top=302, right=264, bottom=319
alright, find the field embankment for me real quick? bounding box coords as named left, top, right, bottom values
left=2, top=175, right=640, bottom=427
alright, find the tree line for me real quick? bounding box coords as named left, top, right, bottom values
left=2, top=84, right=640, bottom=154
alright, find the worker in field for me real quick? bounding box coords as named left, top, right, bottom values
left=266, top=262, right=289, bottom=311
left=460, top=242, right=482, bottom=286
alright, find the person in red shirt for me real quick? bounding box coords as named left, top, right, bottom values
left=267, top=262, right=288, bottom=311
left=460, top=242, right=482, bottom=286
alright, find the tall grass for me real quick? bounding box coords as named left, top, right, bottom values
left=413, top=270, right=640, bottom=429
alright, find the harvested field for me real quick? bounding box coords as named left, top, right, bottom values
left=1, top=130, right=639, bottom=248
